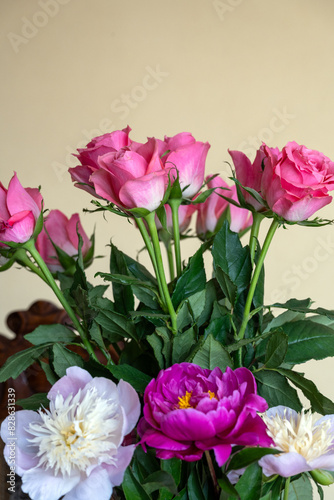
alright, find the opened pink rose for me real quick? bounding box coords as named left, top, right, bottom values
left=0, top=173, right=43, bottom=245
left=262, top=141, right=334, bottom=221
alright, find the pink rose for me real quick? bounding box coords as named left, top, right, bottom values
left=196, top=176, right=252, bottom=237
left=69, top=126, right=132, bottom=196
left=36, top=210, right=92, bottom=273
left=229, top=146, right=269, bottom=211
left=0, top=173, right=43, bottom=245
left=155, top=203, right=197, bottom=234
left=262, top=141, right=334, bottom=221
left=71, top=129, right=170, bottom=212
left=163, top=132, right=210, bottom=198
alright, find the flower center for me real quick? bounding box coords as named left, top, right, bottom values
left=177, top=390, right=217, bottom=409
left=263, top=409, right=332, bottom=462
left=178, top=391, right=193, bottom=409
left=27, top=388, right=124, bottom=476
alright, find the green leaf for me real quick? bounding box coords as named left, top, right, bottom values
left=172, top=327, right=196, bottom=364
left=107, top=363, right=152, bottom=393
left=40, top=360, right=58, bottom=385
left=215, top=266, right=237, bottom=305
left=235, top=463, right=262, bottom=500
left=0, top=344, right=51, bottom=382
left=280, top=320, right=334, bottom=364
left=52, top=344, right=84, bottom=377
left=24, top=324, right=77, bottom=345
left=109, top=242, right=135, bottom=314
left=142, top=471, right=178, bottom=496
left=172, top=247, right=206, bottom=308
left=288, top=475, right=313, bottom=500
left=212, top=220, right=252, bottom=296
left=161, top=458, right=182, bottom=487
left=123, top=467, right=152, bottom=500
left=191, top=334, right=233, bottom=371
left=16, top=393, right=49, bottom=410
left=147, top=332, right=165, bottom=369
left=218, top=474, right=240, bottom=499
left=255, top=370, right=302, bottom=412
left=263, top=331, right=288, bottom=368
left=124, top=253, right=157, bottom=284
left=275, top=368, right=334, bottom=415
left=187, top=467, right=206, bottom=500
left=227, top=447, right=281, bottom=472
left=263, top=310, right=306, bottom=334
left=95, top=308, right=137, bottom=342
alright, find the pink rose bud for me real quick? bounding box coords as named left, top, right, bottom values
left=155, top=203, right=197, bottom=234
left=163, top=132, right=210, bottom=198
left=228, top=146, right=270, bottom=211
left=36, top=209, right=92, bottom=273
left=0, top=172, right=43, bottom=245
left=262, top=141, right=334, bottom=221
left=196, top=176, right=252, bottom=238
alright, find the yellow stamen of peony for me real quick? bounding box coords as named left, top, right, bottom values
left=178, top=391, right=193, bottom=409
left=263, top=408, right=332, bottom=462
left=208, top=390, right=216, bottom=400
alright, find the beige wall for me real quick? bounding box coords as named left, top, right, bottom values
left=1, top=0, right=334, bottom=490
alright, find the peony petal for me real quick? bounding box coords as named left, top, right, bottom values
left=1, top=410, right=42, bottom=458
left=63, top=467, right=113, bottom=500
left=22, top=467, right=80, bottom=500
left=161, top=408, right=216, bottom=442
left=117, top=379, right=141, bottom=436
left=310, top=453, right=334, bottom=471
left=47, top=366, right=92, bottom=401
left=141, top=427, right=190, bottom=451
left=259, top=451, right=310, bottom=478
left=103, top=445, right=136, bottom=487
left=213, top=444, right=232, bottom=467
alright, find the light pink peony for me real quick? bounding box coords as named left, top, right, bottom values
left=35, top=210, right=92, bottom=273
left=0, top=367, right=141, bottom=500
left=0, top=173, right=43, bottom=245
left=259, top=406, right=334, bottom=477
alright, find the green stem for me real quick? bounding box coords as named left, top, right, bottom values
left=165, top=240, right=175, bottom=281
left=136, top=218, right=167, bottom=309
left=249, top=212, right=264, bottom=265
left=283, top=477, right=291, bottom=500
left=23, top=239, right=98, bottom=361
left=237, top=219, right=279, bottom=341
left=169, top=199, right=182, bottom=278
left=14, top=248, right=49, bottom=284
left=145, top=212, right=178, bottom=335
left=205, top=450, right=219, bottom=500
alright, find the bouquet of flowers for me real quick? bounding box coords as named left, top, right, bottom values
left=1, top=127, right=334, bottom=500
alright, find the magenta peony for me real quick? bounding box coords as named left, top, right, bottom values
left=0, top=172, right=43, bottom=245
left=0, top=367, right=141, bottom=500
left=139, top=362, right=272, bottom=466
